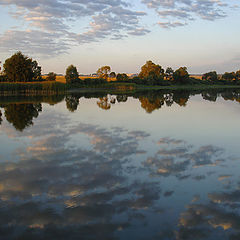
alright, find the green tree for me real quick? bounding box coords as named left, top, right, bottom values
left=139, top=61, right=164, bottom=80
left=202, top=71, right=218, bottom=82
left=173, top=67, right=190, bottom=84
left=116, top=73, right=129, bottom=82
left=222, top=72, right=236, bottom=81
left=97, top=66, right=111, bottom=80
left=3, top=51, right=41, bottom=82
left=109, top=72, right=116, bottom=78
left=31, top=60, right=42, bottom=81
left=236, top=70, right=240, bottom=81
left=46, top=72, right=57, bottom=81
left=65, top=65, right=79, bottom=84
left=165, top=67, right=174, bottom=80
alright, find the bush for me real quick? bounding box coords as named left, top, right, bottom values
left=202, top=71, right=218, bottom=82
left=46, top=72, right=56, bottom=81
left=0, top=75, right=7, bottom=82
left=116, top=73, right=129, bottom=82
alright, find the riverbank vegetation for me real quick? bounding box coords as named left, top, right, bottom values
left=1, top=52, right=240, bottom=95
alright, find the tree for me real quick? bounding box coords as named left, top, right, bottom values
left=97, top=66, right=111, bottom=80
left=165, top=67, right=174, bottom=80
left=235, top=70, right=240, bottom=80
left=31, top=60, right=42, bottom=81
left=173, top=67, right=189, bottom=84
left=116, top=73, right=129, bottom=82
left=236, top=70, right=240, bottom=81
left=3, top=51, right=42, bottom=82
left=222, top=72, right=236, bottom=81
left=65, top=65, right=79, bottom=84
left=109, top=72, right=116, bottom=78
left=202, top=71, right=218, bottom=82
left=139, top=61, right=164, bottom=80
left=46, top=72, right=56, bottom=81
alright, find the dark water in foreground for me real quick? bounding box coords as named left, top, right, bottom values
left=0, top=89, right=240, bottom=240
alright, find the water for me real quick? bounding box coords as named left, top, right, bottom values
left=0, top=89, right=240, bottom=240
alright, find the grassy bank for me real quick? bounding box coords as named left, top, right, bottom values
left=68, top=82, right=240, bottom=93
left=0, top=81, right=66, bottom=96
left=1, top=81, right=240, bottom=96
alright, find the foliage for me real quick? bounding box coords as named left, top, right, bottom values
left=165, top=67, right=174, bottom=80
left=97, top=66, right=111, bottom=80
left=139, top=61, right=164, bottom=80
left=65, top=65, right=79, bottom=84
left=236, top=70, right=240, bottom=80
left=0, top=75, right=7, bottom=82
left=4, top=103, right=42, bottom=131
left=202, top=71, right=218, bottom=82
left=0, top=82, right=66, bottom=94
left=0, top=110, right=2, bottom=125
left=173, top=67, right=190, bottom=84
left=110, top=72, right=116, bottom=78
left=65, top=95, right=79, bottom=112
left=116, top=73, right=129, bottom=82
left=46, top=72, right=57, bottom=81
left=3, top=52, right=42, bottom=82
left=222, top=72, right=236, bottom=81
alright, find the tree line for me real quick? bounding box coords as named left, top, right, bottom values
left=1, top=52, right=240, bottom=87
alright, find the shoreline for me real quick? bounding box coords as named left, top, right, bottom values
left=1, top=82, right=240, bottom=96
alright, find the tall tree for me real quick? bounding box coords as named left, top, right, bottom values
left=222, top=72, right=236, bottom=81
left=173, top=67, right=190, bottom=84
left=165, top=67, right=174, bottom=80
left=3, top=52, right=41, bottom=82
left=97, top=66, right=111, bottom=80
left=236, top=70, right=240, bottom=81
left=65, top=65, right=79, bottom=84
left=202, top=71, right=218, bottom=82
left=139, top=61, right=164, bottom=80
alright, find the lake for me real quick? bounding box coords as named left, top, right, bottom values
left=0, top=89, right=240, bottom=240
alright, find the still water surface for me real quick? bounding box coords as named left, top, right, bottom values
left=0, top=89, right=240, bottom=240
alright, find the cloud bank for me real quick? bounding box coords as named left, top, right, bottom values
left=0, top=0, right=231, bottom=56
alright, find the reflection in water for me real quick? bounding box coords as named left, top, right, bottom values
left=0, top=109, right=2, bottom=125
left=0, top=89, right=240, bottom=239
left=65, top=95, right=79, bottom=112
left=97, top=97, right=111, bottom=110
left=4, top=103, right=42, bottom=131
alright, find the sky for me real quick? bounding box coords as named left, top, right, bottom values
left=0, top=0, right=239, bottom=74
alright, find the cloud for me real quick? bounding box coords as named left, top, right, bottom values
left=0, top=30, right=70, bottom=57
left=158, top=21, right=187, bottom=29
left=0, top=0, right=148, bottom=56
left=143, top=0, right=229, bottom=28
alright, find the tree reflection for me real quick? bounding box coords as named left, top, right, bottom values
left=202, top=90, right=218, bottom=102
left=65, top=95, right=79, bottom=112
left=172, top=90, right=190, bottom=106
left=4, top=103, right=42, bottom=131
left=139, top=96, right=165, bottom=113
left=0, top=109, right=2, bottom=125
left=97, top=97, right=111, bottom=110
